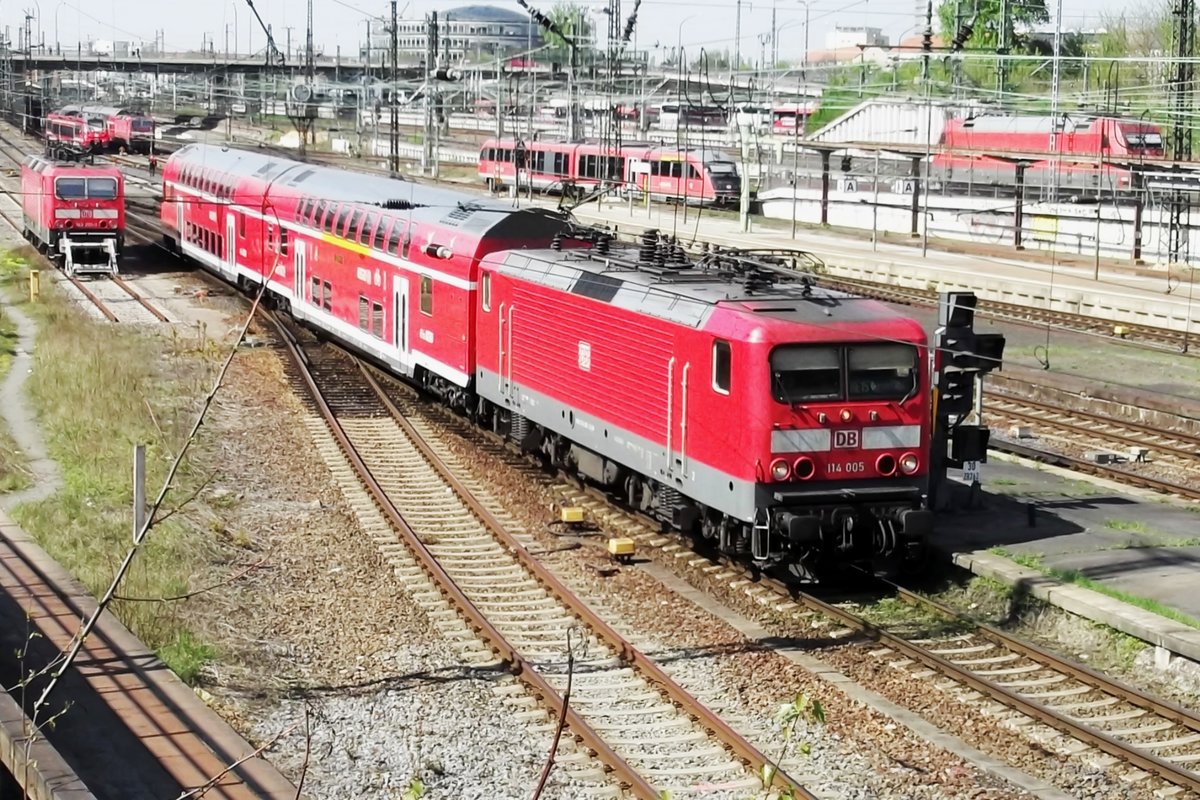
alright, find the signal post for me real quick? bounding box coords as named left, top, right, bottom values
left=929, top=292, right=1006, bottom=511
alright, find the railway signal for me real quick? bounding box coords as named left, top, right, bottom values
left=930, top=291, right=1006, bottom=510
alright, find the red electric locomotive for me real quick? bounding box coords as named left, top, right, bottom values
left=21, top=155, right=125, bottom=275
left=934, top=114, right=1166, bottom=194
left=78, top=105, right=156, bottom=154
left=475, top=241, right=931, bottom=573
left=44, top=113, right=97, bottom=157
left=160, top=143, right=933, bottom=577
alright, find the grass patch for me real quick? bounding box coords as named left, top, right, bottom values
left=0, top=299, right=32, bottom=493
left=157, top=631, right=219, bottom=686
left=988, top=547, right=1200, bottom=630
left=1104, top=518, right=1149, bottom=533
left=0, top=252, right=220, bottom=684
left=856, top=595, right=972, bottom=638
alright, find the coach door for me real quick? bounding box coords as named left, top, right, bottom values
left=393, top=276, right=410, bottom=371
left=225, top=213, right=236, bottom=273
left=175, top=195, right=184, bottom=241
left=293, top=240, right=306, bottom=303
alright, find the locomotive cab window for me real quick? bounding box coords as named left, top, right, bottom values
left=847, top=344, right=918, bottom=401
left=86, top=178, right=117, bottom=199
left=55, top=178, right=86, bottom=199
left=712, top=340, right=731, bottom=395
left=770, top=346, right=841, bottom=404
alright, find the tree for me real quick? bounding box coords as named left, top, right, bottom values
left=543, top=2, right=594, bottom=64
left=936, top=0, right=1050, bottom=53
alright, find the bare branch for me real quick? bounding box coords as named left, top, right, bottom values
left=150, top=470, right=220, bottom=528
left=532, top=629, right=576, bottom=800
left=113, top=557, right=269, bottom=603
left=171, top=720, right=299, bottom=800
left=293, top=704, right=312, bottom=800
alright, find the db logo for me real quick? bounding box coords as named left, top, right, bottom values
left=833, top=430, right=860, bottom=449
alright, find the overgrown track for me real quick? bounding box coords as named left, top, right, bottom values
left=271, top=316, right=816, bottom=800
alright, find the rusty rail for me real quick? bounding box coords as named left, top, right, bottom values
left=793, top=588, right=1200, bottom=793
left=269, top=313, right=666, bottom=800
left=357, top=363, right=815, bottom=799
left=112, top=277, right=170, bottom=322
left=66, top=276, right=119, bottom=322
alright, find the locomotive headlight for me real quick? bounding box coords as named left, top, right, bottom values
left=793, top=457, right=815, bottom=480
left=840, top=409, right=853, bottom=422
left=770, top=458, right=791, bottom=482
left=899, top=453, right=920, bottom=474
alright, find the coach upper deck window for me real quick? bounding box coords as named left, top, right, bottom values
left=712, top=340, right=731, bottom=395
left=335, top=206, right=352, bottom=237
left=420, top=276, right=433, bottom=315
left=360, top=214, right=377, bottom=246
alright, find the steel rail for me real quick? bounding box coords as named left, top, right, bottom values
left=65, top=275, right=120, bottom=322
left=986, top=389, right=1200, bottom=453
left=269, top=313, right=663, bottom=800
left=883, top=581, right=1200, bottom=736
left=112, top=276, right=170, bottom=322
left=357, top=363, right=815, bottom=799
left=789, top=589, right=1200, bottom=793
left=992, top=438, right=1200, bottom=500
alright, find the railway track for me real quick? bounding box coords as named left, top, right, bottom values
left=336, top=363, right=1200, bottom=796
left=272, top=317, right=817, bottom=800
left=981, top=385, right=1200, bottom=501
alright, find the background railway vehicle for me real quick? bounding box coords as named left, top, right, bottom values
left=43, top=113, right=99, bottom=159
left=56, top=106, right=113, bottom=151
left=77, top=105, right=156, bottom=153
left=161, top=144, right=932, bottom=580
left=934, top=114, right=1166, bottom=195
left=478, top=138, right=741, bottom=205
left=21, top=155, right=124, bottom=275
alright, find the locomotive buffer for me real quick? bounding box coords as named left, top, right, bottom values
left=930, top=292, right=1006, bottom=511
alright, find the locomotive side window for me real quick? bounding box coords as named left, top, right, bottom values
left=770, top=346, right=841, bottom=404
left=847, top=345, right=918, bottom=401
left=712, top=340, right=731, bottom=395
left=481, top=272, right=492, bottom=312
left=238, top=213, right=246, bottom=238
left=420, top=276, right=433, bottom=315
left=311, top=276, right=320, bottom=304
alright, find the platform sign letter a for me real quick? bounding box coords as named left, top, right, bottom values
left=578, top=341, right=592, bottom=372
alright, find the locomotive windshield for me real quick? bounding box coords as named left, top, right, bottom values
left=706, top=161, right=738, bottom=176
left=132, top=118, right=154, bottom=132
left=770, top=344, right=919, bottom=404
left=54, top=177, right=118, bottom=199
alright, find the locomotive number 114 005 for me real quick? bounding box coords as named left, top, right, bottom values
left=826, top=461, right=866, bottom=474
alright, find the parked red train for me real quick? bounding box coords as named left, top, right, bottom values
left=44, top=113, right=106, bottom=156
left=935, top=114, right=1166, bottom=193
left=478, top=139, right=741, bottom=205
left=161, top=144, right=932, bottom=577
left=21, top=155, right=124, bottom=275
left=76, top=105, right=156, bottom=153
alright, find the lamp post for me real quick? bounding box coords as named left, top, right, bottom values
left=772, top=0, right=808, bottom=75
left=677, top=14, right=696, bottom=70
left=54, top=1, right=66, bottom=55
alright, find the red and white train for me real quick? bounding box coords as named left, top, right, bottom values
left=44, top=112, right=107, bottom=157
left=934, top=114, right=1166, bottom=193
left=161, top=144, right=932, bottom=577
left=478, top=139, right=742, bottom=205
left=21, top=155, right=125, bottom=275
left=72, top=105, right=156, bottom=154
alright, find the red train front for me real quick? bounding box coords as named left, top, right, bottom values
left=475, top=235, right=932, bottom=576
left=20, top=156, right=124, bottom=275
